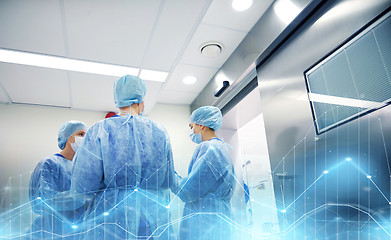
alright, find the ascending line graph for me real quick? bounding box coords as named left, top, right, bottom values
left=254, top=112, right=391, bottom=239
left=273, top=157, right=390, bottom=236
left=1, top=116, right=391, bottom=239
left=1, top=153, right=389, bottom=239
left=280, top=158, right=391, bottom=213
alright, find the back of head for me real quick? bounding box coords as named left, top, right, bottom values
left=113, top=75, right=146, bottom=108
left=58, top=121, right=87, bottom=150
left=190, top=106, right=223, bottom=131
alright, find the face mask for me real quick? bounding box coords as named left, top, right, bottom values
left=190, top=133, right=202, bottom=144
left=70, top=136, right=83, bottom=153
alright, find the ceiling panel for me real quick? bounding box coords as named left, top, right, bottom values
left=69, top=73, right=117, bottom=112
left=141, top=0, right=209, bottom=71
left=0, top=1, right=271, bottom=110
left=179, top=23, right=247, bottom=68
left=0, top=0, right=66, bottom=55
left=202, top=0, right=274, bottom=32
left=64, top=0, right=160, bottom=66
left=143, top=81, right=163, bottom=114
left=0, top=63, right=70, bottom=107
left=165, top=63, right=218, bottom=93
left=158, top=90, right=199, bottom=105
left=70, top=73, right=163, bottom=114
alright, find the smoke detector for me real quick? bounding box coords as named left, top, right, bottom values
left=200, top=42, right=223, bottom=57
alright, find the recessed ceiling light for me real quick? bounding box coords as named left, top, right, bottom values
left=182, top=75, right=197, bottom=85
left=232, top=0, right=253, bottom=11
left=0, top=48, right=140, bottom=78
left=200, top=42, right=223, bottom=57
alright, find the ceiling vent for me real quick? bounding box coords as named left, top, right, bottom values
left=200, top=42, right=223, bottom=57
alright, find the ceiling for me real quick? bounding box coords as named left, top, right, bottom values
left=0, top=0, right=274, bottom=114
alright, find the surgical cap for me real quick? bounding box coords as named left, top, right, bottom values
left=113, top=75, right=146, bottom=108
left=58, top=121, right=87, bottom=150
left=190, top=106, right=223, bottom=131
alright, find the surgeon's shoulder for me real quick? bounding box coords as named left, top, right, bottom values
left=35, top=154, right=60, bottom=172
left=197, top=140, right=213, bottom=153
left=143, top=117, right=169, bottom=135
left=198, top=139, right=227, bottom=152
left=199, top=140, right=215, bottom=147
left=90, top=119, right=106, bottom=130
left=84, top=119, right=108, bottom=137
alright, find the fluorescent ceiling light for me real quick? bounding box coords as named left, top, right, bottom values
left=182, top=76, right=197, bottom=85
left=308, top=93, right=385, bottom=109
left=274, top=0, right=301, bottom=24
left=139, top=69, right=168, bottom=82
left=0, top=49, right=169, bottom=82
left=0, top=49, right=143, bottom=78
left=232, top=0, right=252, bottom=11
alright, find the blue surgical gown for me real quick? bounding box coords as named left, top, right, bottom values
left=27, top=153, right=83, bottom=240
left=70, top=115, right=177, bottom=240
left=173, top=138, right=236, bottom=240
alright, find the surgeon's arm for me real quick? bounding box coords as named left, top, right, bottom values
left=70, top=124, right=104, bottom=198
left=29, top=160, right=60, bottom=214
left=172, top=147, right=220, bottom=202
left=29, top=160, right=84, bottom=213
left=51, top=191, right=89, bottom=211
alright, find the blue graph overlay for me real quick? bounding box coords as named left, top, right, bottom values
left=1, top=112, right=391, bottom=239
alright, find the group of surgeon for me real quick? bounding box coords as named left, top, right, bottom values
left=27, top=75, right=236, bottom=240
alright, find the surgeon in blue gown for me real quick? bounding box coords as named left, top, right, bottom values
left=28, top=121, right=87, bottom=239
left=70, top=75, right=177, bottom=240
left=173, top=106, right=236, bottom=240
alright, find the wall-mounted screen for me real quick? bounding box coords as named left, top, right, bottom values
left=304, top=10, right=391, bottom=134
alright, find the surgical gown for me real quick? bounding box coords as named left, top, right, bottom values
left=173, top=138, right=236, bottom=240
left=27, top=153, right=83, bottom=240
left=70, top=115, right=177, bottom=240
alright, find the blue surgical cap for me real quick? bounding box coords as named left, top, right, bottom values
left=113, top=75, right=146, bottom=108
left=190, top=106, right=223, bottom=131
left=58, top=121, right=87, bottom=150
